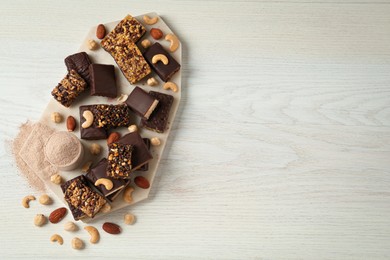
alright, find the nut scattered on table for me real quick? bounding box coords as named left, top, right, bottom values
left=147, top=77, right=158, bottom=86
left=87, top=39, right=98, bottom=50
left=128, top=124, right=138, bottom=133
left=123, top=186, right=135, bottom=203
left=165, top=33, right=180, bottom=52
left=124, top=213, right=136, bottom=225
left=151, top=137, right=161, bottom=146
left=81, top=110, right=94, bottom=129
left=89, top=143, right=102, bottom=155
left=100, top=203, right=112, bottom=213
left=116, top=94, right=128, bottom=103
left=141, top=39, right=151, bottom=49
left=152, top=54, right=168, bottom=65
left=66, top=116, right=76, bottom=132
left=96, top=24, right=106, bottom=39
left=39, top=194, right=52, bottom=205
left=143, top=15, right=158, bottom=25
left=150, top=28, right=163, bottom=40
left=49, top=207, right=67, bottom=224
left=64, top=221, right=78, bottom=232
left=34, top=214, right=47, bottom=227
left=22, top=195, right=36, bottom=208
left=81, top=161, right=93, bottom=173
left=84, top=226, right=100, bottom=244
left=50, top=234, right=63, bottom=245
left=134, top=176, right=150, bottom=189
left=51, top=112, right=63, bottom=123
left=102, top=222, right=121, bottom=234
left=163, top=81, right=178, bottom=92
left=71, top=237, right=84, bottom=250
left=50, top=174, right=63, bottom=185
left=107, top=132, right=120, bottom=145
left=95, top=178, right=113, bottom=191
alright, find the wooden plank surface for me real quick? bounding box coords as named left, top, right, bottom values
left=0, top=0, right=389, bottom=259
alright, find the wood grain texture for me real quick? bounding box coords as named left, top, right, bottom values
left=0, top=0, right=389, bottom=259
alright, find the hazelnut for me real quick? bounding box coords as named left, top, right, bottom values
left=39, top=194, right=52, bottom=205
left=51, top=112, right=63, bottom=123
left=89, top=143, right=102, bottom=155
left=88, top=39, right=98, bottom=50
left=50, top=174, right=62, bottom=185
left=71, top=237, right=84, bottom=250
left=34, top=214, right=47, bottom=227
left=151, top=137, right=161, bottom=146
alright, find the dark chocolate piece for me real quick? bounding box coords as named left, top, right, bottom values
left=79, top=105, right=108, bottom=140
left=107, top=143, right=133, bottom=179
left=89, top=64, right=117, bottom=98
left=91, top=104, right=133, bottom=129
left=141, top=91, right=174, bottom=133
left=61, top=175, right=106, bottom=219
left=51, top=70, right=87, bottom=107
left=64, top=52, right=92, bottom=85
left=117, top=132, right=153, bottom=171
left=137, top=138, right=151, bottom=171
left=125, top=87, right=159, bottom=119
left=144, top=43, right=181, bottom=82
left=86, top=158, right=127, bottom=196
left=101, top=15, right=150, bottom=84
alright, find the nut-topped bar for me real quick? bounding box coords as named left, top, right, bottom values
left=91, top=104, right=132, bottom=128
left=51, top=70, right=87, bottom=107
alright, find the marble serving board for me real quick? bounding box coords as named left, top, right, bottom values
left=38, top=12, right=181, bottom=222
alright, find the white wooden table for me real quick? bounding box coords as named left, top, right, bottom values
left=1, top=1, right=389, bottom=259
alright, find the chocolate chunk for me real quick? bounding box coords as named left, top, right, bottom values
left=144, top=43, right=181, bottom=82
left=107, top=143, right=133, bottom=179
left=89, top=64, right=117, bottom=98
left=125, top=87, right=159, bottom=119
left=137, top=138, right=151, bottom=171
left=101, top=15, right=150, bottom=84
left=64, top=52, right=92, bottom=85
left=91, top=104, right=133, bottom=129
left=79, top=105, right=108, bottom=140
left=141, top=91, right=174, bottom=133
left=86, top=158, right=127, bottom=196
left=117, top=132, right=153, bottom=171
left=51, top=70, right=87, bottom=107
left=61, top=175, right=106, bottom=219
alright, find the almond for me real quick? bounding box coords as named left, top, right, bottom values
left=150, top=28, right=163, bottom=40
left=96, top=24, right=106, bottom=39
left=134, top=176, right=150, bottom=189
left=102, top=222, right=121, bottom=234
left=107, top=132, right=120, bottom=145
left=66, top=116, right=76, bottom=132
left=49, top=207, right=67, bottom=224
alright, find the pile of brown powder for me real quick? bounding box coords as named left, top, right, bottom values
left=10, top=121, right=57, bottom=192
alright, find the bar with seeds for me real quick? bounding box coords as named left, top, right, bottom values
left=101, top=15, right=151, bottom=84
left=91, top=104, right=133, bottom=129
left=51, top=69, right=87, bottom=107
left=141, top=91, right=174, bottom=133
left=107, top=143, right=133, bottom=179
left=61, top=175, right=106, bottom=219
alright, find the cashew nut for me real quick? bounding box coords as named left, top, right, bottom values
left=163, top=81, right=178, bottom=92
left=123, top=186, right=135, bottom=203
left=50, top=234, right=64, bottom=245
left=147, top=77, right=158, bottom=86
left=165, top=34, right=180, bottom=52
left=151, top=137, right=161, bottom=146
left=84, top=226, right=100, bottom=244
left=143, top=15, right=158, bottom=25
left=124, top=213, right=136, bottom=225
left=71, top=237, right=84, bottom=250
left=141, top=39, right=151, bottom=49
left=128, top=124, right=138, bottom=133
left=152, top=54, right=169, bottom=65
left=22, top=195, right=36, bottom=208
left=116, top=93, right=128, bottom=103
left=81, top=110, right=94, bottom=128
left=39, top=194, right=52, bottom=205
left=100, top=203, right=112, bottom=213
left=95, top=178, right=113, bottom=191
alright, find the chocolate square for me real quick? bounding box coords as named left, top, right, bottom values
left=144, top=43, right=181, bottom=82
left=141, top=91, right=174, bottom=133
left=117, top=132, right=153, bottom=171
left=61, top=175, right=106, bottom=219
left=125, top=87, right=159, bottom=119
left=86, top=158, right=127, bottom=196
left=89, top=64, right=117, bottom=98
left=64, top=52, right=92, bottom=85
left=79, top=105, right=108, bottom=140
left=107, top=143, right=133, bottom=179
left=51, top=70, right=87, bottom=107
